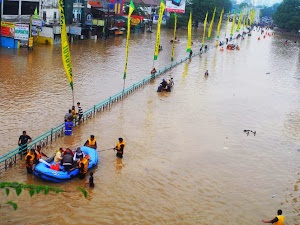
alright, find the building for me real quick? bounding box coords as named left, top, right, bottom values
left=1, top=0, right=41, bottom=20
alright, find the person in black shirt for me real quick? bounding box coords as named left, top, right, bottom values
left=18, top=131, right=32, bottom=155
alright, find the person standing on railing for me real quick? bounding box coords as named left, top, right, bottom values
left=77, top=102, right=83, bottom=123
left=18, top=131, right=32, bottom=155
left=64, top=119, right=73, bottom=136
left=84, top=135, right=97, bottom=149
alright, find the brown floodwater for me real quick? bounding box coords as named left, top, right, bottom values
left=0, top=27, right=300, bottom=224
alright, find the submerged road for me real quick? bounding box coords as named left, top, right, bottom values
left=0, top=27, right=300, bottom=224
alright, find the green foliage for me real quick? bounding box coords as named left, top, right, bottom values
left=273, top=0, right=300, bottom=31
left=239, top=3, right=248, bottom=9
left=1, top=182, right=88, bottom=210
left=260, top=3, right=280, bottom=18
left=15, top=187, right=22, bottom=196
left=189, top=0, right=232, bottom=26
left=29, top=188, right=35, bottom=197
left=77, top=187, right=88, bottom=198
left=123, top=2, right=147, bottom=16
left=166, top=13, right=189, bottom=29
left=6, top=201, right=18, bottom=211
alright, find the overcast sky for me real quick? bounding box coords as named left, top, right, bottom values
left=237, top=0, right=283, bottom=6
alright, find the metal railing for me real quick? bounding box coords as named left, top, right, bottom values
left=0, top=50, right=203, bottom=171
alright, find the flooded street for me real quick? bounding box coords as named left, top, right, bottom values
left=0, top=27, right=300, bottom=224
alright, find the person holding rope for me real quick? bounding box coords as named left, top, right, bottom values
left=114, top=138, right=125, bottom=158
left=262, top=209, right=284, bottom=224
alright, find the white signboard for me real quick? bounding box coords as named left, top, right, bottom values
left=14, top=24, right=29, bottom=40
left=165, top=0, right=186, bottom=13
left=32, top=19, right=44, bottom=27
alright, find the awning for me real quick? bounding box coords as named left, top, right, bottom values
left=88, top=1, right=103, bottom=8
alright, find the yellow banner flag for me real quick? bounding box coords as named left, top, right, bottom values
left=236, top=11, right=242, bottom=31
left=59, top=0, right=73, bottom=90
left=217, top=9, right=224, bottom=38
left=207, top=8, right=216, bottom=40
left=202, top=12, right=208, bottom=47
left=225, top=11, right=230, bottom=36
left=154, top=0, right=165, bottom=60
left=171, top=13, right=177, bottom=61
left=230, top=13, right=235, bottom=36
left=123, top=0, right=135, bottom=79
left=187, top=12, right=192, bottom=52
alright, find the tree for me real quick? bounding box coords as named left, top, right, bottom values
left=189, top=0, right=232, bottom=28
left=238, top=2, right=248, bottom=9
left=260, top=3, right=280, bottom=18
left=273, top=0, right=300, bottom=31
left=0, top=182, right=87, bottom=210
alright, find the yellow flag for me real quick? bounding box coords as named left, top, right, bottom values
left=171, top=13, right=177, bottom=61
left=217, top=9, right=224, bottom=39
left=59, top=0, right=73, bottom=90
left=225, top=11, right=230, bottom=36
left=236, top=11, right=242, bottom=31
left=202, top=12, right=208, bottom=47
left=187, top=12, right=192, bottom=52
left=207, top=8, right=216, bottom=40
left=230, top=13, right=235, bottom=36
left=154, top=0, right=165, bottom=60
left=123, top=0, right=135, bottom=79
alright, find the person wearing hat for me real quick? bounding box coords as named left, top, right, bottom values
left=114, top=138, right=125, bottom=158
left=84, top=135, right=97, bottom=149
left=73, top=147, right=86, bottom=166
left=25, top=149, right=35, bottom=174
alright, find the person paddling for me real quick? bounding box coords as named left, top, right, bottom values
left=262, top=209, right=284, bottom=224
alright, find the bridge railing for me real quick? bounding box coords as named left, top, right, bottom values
left=0, top=50, right=203, bottom=172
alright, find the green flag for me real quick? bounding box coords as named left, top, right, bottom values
left=34, top=7, right=38, bottom=19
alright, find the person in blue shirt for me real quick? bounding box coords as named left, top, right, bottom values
left=64, top=119, right=73, bottom=135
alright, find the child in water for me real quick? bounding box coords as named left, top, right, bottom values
left=85, top=172, right=95, bottom=188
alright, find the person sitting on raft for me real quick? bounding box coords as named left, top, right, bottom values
left=151, top=67, right=157, bottom=75
left=54, top=148, right=63, bottom=165
left=61, top=150, right=74, bottom=174
left=73, top=147, right=86, bottom=165
left=84, top=135, right=97, bottom=149
left=25, top=148, right=36, bottom=174
left=78, top=155, right=89, bottom=179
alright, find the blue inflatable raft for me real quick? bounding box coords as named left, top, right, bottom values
left=34, top=146, right=98, bottom=182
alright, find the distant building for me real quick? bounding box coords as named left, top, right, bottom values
left=1, top=0, right=41, bottom=20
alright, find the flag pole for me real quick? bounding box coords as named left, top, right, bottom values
left=72, top=90, right=75, bottom=106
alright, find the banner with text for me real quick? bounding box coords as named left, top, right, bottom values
left=165, top=0, right=185, bottom=13
left=14, top=24, right=29, bottom=40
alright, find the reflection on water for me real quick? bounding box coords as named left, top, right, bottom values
left=1, top=28, right=300, bottom=224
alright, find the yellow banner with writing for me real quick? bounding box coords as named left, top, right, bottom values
left=59, top=0, right=73, bottom=90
